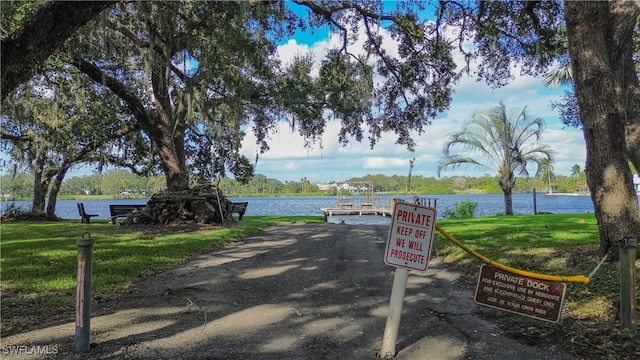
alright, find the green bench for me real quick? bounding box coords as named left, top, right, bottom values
left=109, top=204, right=146, bottom=224
left=77, top=203, right=98, bottom=224
left=229, top=201, right=248, bottom=220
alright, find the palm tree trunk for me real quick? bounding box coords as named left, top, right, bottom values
left=503, top=190, right=514, bottom=215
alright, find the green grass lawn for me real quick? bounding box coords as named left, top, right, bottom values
left=0, top=216, right=323, bottom=302
left=1, top=214, right=638, bottom=358
left=432, top=214, right=614, bottom=317
left=432, top=213, right=639, bottom=358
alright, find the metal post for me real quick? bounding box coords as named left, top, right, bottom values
left=533, top=189, right=538, bottom=215
left=619, top=236, right=637, bottom=337
left=75, top=233, right=94, bottom=353
left=379, top=268, right=409, bottom=359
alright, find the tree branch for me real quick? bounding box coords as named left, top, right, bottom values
left=294, top=0, right=397, bottom=22
left=106, top=20, right=148, bottom=48
left=72, top=57, right=152, bottom=130
left=1, top=1, right=116, bottom=100
left=1, top=133, right=31, bottom=143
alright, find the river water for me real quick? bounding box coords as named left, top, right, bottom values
left=1, top=193, right=603, bottom=225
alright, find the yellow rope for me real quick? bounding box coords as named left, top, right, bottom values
left=435, top=224, right=591, bottom=284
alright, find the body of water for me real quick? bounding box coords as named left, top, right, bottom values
left=0, top=193, right=604, bottom=225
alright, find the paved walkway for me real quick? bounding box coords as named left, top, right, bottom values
left=2, top=224, right=577, bottom=359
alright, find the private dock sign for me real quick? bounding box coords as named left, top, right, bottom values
left=474, top=265, right=567, bottom=323
left=384, top=202, right=437, bottom=271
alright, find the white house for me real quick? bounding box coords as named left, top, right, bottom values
left=316, top=183, right=335, bottom=191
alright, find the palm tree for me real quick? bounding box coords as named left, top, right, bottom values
left=540, top=158, right=555, bottom=194
left=543, top=65, right=573, bottom=90
left=437, top=102, right=555, bottom=215
left=406, top=158, right=416, bottom=193
left=570, top=164, right=581, bottom=177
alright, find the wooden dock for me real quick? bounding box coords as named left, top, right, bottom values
left=321, top=206, right=393, bottom=217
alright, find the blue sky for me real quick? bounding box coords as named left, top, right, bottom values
left=238, top=8, right=586, bottom=184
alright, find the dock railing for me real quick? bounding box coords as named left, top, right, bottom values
left=336, top=199, right=355, bottom=208
left=360, top=199, right=375, bottom=208
left=390, top=196, right=438, bottom=210
left=322, top=196, right=438, bottom=220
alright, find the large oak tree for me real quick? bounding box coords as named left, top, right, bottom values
left=436, top=0, right=640, bottom=257
left=63, top=1, right=457, bottom=192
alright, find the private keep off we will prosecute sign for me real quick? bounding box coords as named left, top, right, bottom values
left=384, top=202, right=437, bottom=271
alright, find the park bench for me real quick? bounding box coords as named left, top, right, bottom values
left=77, top=203, right=98, bottom=224
left=229, top=201, right=248, bottom=220
left=360, top=199, right=375, bottom=208
left=109, top=204, right=146, bottom=224
left=336, top=199, right=355, bottom=209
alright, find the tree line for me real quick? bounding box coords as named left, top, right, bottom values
left=0, top=166, right=588, bottom=200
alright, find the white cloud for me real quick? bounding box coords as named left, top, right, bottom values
left=242, top=114, right=586, bottom=183
left=363, top=156, right=407, bottom=169
left=543, top=127, right=587, bottom=172
left=277, top=39, right=312, bottom=65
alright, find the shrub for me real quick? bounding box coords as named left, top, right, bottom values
left=442, top=200, right=477, bottom=219
left=1, top=202, right=49, bottom=220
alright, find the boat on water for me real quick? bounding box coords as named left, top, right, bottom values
left=544, top=192, right=591, bottom=197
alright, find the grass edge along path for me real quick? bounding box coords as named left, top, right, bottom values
left=1, top=214, right=639, bottom=358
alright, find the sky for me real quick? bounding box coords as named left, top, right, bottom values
left=237, top=9, right=586, bottom=184
left=11, top=4, right=586, bottom=185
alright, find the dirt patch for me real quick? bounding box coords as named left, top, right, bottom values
left=119, top=220, right=232, bottom=235
left=0, top=223, right=626, bottom=359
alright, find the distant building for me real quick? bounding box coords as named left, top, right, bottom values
left=316, top=183, right=335, bottom=191
left=315, top=182, right=372, bottom=193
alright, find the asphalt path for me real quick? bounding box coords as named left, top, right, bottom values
left=3, top=223, right=577, bottom=359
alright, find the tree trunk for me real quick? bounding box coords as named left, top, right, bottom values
left=74, top=58, right=190, bottom=192
left=564, top=1, right=640, bottom=258
left=32, top=149, right=49, bottom=213
left=46, top=165, right=70, bottom=219
left=623, top=40, right=640, bottom=175
left=499, top=171, right=515, bottom=215
left=148, top=122, right=189, bottom=192
left=150, top=61, right=189, bottom=192
left=503, top=189, right=513, bottom=215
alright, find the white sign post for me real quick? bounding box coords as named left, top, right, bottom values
left=379, top=202, right=437, bottom=359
